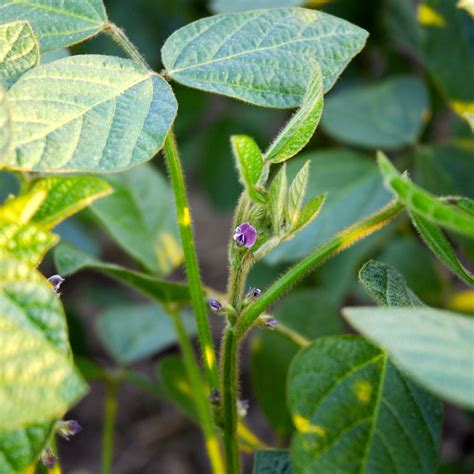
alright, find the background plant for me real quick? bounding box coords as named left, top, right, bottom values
left=0, top=0, right=472, bottom=473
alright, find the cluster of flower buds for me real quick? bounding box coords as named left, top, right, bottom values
left=234, top=222, right=257, bottom=248
left=48, top=274, right=65, bottom=293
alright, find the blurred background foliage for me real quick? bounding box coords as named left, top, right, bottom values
left=2, top=0, right=473, bottom=472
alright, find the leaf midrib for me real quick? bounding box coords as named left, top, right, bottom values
left=168, top=31, right=359, bottom=75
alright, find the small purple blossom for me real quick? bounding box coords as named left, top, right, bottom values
left=48, top=274, right=64, bottom=293
left=41, top=447, right=58, bottom=469
left=246, top=287, right=261, bottom=299
left=56, top=420, right=82, bottom=440
left=260, top=315, right=278, bottom=329
left=208, top=298, right=223, bottom=312
left=234, top=222, right=257, bottom=248
left=209, top=387, right=220, bottom=405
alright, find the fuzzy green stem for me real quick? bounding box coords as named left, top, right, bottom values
left=104, top=22, right=150, bottom=70
left=235, top=200, right=404, bottom=340
left=221, top=327, right=241, bottom=474
left=101, top=379, right=117, bottom=474
left=170, top=309, right=225, bottom=474
left=164, top=130, right=219, bottom=389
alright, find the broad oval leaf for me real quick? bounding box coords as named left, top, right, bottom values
left=162, top=8, right=368, bottom=108
left=265, top=62, right=324, bottom=163
left=0, top=257, right=87, bottom=429
left=54, top=242, right=190, bottom=304
left=343, top=307, right=474, bottom=409
left=251, top=289, right=343, bottom=436
left=409, top=211, right=474, bottom=286
left=0, top=86, right=10, bottom=159
left=90, top=164, right=183, bottom=275
left=378, top=152, right=474, bottom=238
left=267, top=149, right=391, bottom=264
left=0, top=0, right=107, bottom=53
left=0, top=21, right=39, bottom=88
left=288, top=336, right=442, bottom=473
left=211, top=0, right=304, bottom=14
left=30, top=176, right=112, bottom=229
left=321, top=75, right=429, bottom=149
left=3, top=55, right=177, bottom=173
left=96, top=303, right=196, bottom=365
left=419, top=0, right=474, bottom=120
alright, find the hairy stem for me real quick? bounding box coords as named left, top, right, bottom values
left=170, top=308, right=225, bottom=474
left=104, top=22, right=150, bottom=70
left=221, top=327, right=240, bottom=474
left=164, top=130, right=219, bottom=388
left=101, top=379, right=117, bottom=474
left=235, top=200, right=404, bottom=340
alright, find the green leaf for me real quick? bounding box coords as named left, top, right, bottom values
left=0, top=0, right=107, bottom=53
left=0, top=221, right=57, bottom=267
left=321, top=75, right=428, bottom=149
left=253, top=450, right=292, bottom=474
left=54, top=242, right=190, bottom=304
left=0, top=86, right=11, bottom=159
left=410, top=211, right=474, bottom=286
left=268, top=164, right=287, bottom=234
left=288, top=336, right=442, bottom=473
left=292, top=192, right=325, bottom=234
left=3, top=55, right=177, bottom=173
left=156, top=355, right=199, bottom=422
left=0, top=21, right=39, bottom=88
left=377, top=152, right=474, bottom=238
left=30, top=176, right=112, bottom=229
left=231, top=134, right=266, bottom=204
left=359, top=260, right=425, bottom=307
left=211, top=0, right=304, bottom=14
left=0, top=422, right=54, bottom=474
left=162, top=8, right=368, bottom=107
left=414, top=141, right=474, bottom=198
left=96, top=303, right=196, bottom=365
left=419, top=0, right=474, bottom=118
left=90, top=164, right=182, bottom=275
left=287, top=161, right=310, bottom=227
left=376, top=236, right=443, bottom=306
left=267, top=149, right=391, bottom=264
left=384, top=0, right=421, bottom=59
left=265, top=63, right=324, bottom=163
left=0, top=257, right=87, bottom=429
left=343, top=307, right=474, bottom=409
left=251, top=289, right=343, bottom=435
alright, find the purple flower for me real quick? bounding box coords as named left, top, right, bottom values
left=208, top=298, right=223, bottom=312
left=260, top=315, right=278, bottom=329
left=48, top=274, right=64, bottom=293
left=41, top=447, right=58, bottom=469
left=208, top=387, right=220, bottom=405
left=234, top=222, right=257, bottom=248
left=56, top=420, right=82, bottom=440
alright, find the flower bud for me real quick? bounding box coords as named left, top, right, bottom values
left=246, top=287, right=261, bottom=299
left=234, top=222, right=257, bottom=248
left=48, top=274, right=64, bottom=293
left=258, top=315, right=278, bottom=329
left=237, top=399, right=249, bottom=418
left=209, top=387, right=221, bottom=405
left=56, top=420, right=82, bottom=440
left=208, top=298, right=223, bottom=312
left=41, top=447, right=58, bottom=469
